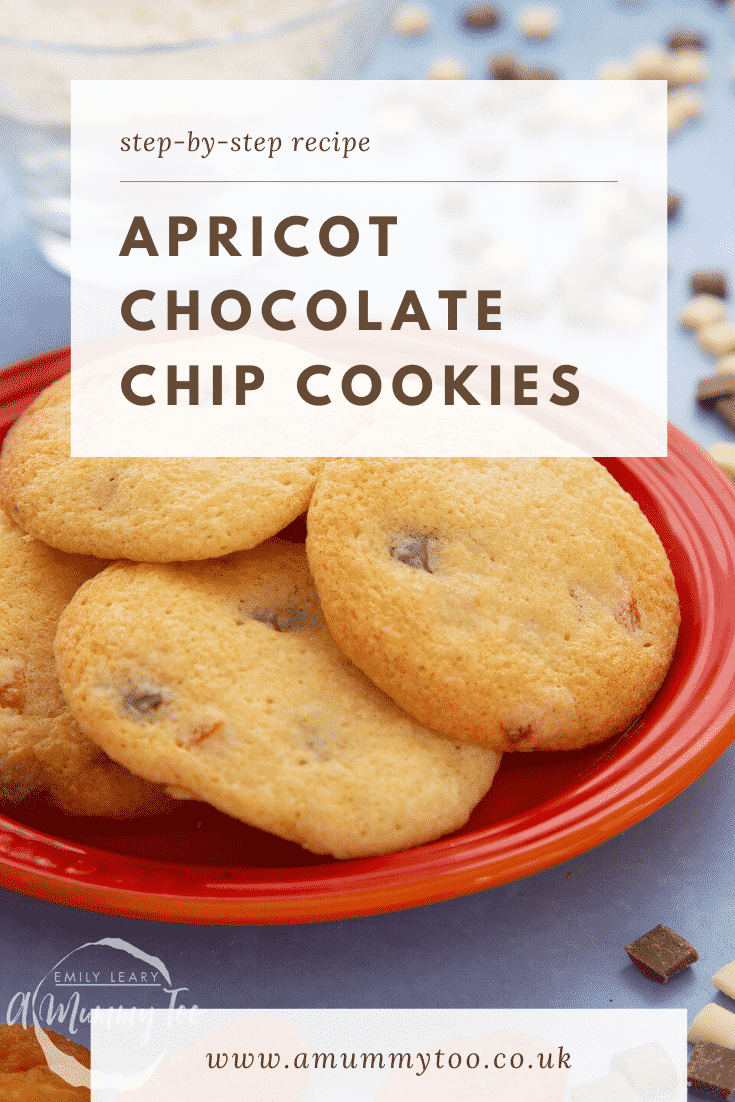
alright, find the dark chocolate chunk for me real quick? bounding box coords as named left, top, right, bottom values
left=697, top=373, right=735, bottom=406
left=624, top=923, right=698, bottom=982
left=122, top=686, right=164, bottom=719
left=460, top=3, right=502, bottom=31
left=523, top=64, right=558, bottom=79
left=251, top=608, right=298, bottom=632
left=389, top=533, right=435, bottom=572
left=667, top=190, right=682, bottom=221
left=691, top=270, right=729, bottom=300
left=688, top=1041, right=735, bottom=1099
left=666, top=27, right=708, bottom=51
left=714, top=397, right=735, bottom=432
left=486, top=53, right=521, bottom=79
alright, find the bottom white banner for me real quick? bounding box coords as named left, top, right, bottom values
left=56, top=1006, right=686, bottom=1101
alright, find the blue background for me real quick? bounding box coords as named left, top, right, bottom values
left=1, top=0, right=734, bottom=1046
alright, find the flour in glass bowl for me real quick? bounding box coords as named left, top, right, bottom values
left=0, top=0, right=370, bottom=124
left=0, top=0, right=342, bottom=47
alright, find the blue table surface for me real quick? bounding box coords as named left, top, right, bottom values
left=1, top=0, right=734, bottom=1036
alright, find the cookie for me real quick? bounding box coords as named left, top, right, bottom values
left=306, top=458, right=680, bottom=752
left=0, top=1024, right=89, bottom=1100
left=0, top=510, right=173, bottom=816
left=0, top=375, right=323, bottom=561
left=54, top=542, right=501, bottom=859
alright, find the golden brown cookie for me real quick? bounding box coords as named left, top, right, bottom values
left=54, top=542, right=501, bottom=858
left=0, top=1024, right=89, bottom=1101
left=306, top=458, right=680, bottom=752
left=0, top=511, right=173, bottom=816
left=0, top=375, right=323, bottom=561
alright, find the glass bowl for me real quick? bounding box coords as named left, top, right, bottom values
left=0, top=0, right=395, bottom=269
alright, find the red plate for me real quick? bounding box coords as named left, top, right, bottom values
left=2, top=346, right=735, bottom=925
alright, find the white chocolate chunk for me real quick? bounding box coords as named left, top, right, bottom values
left=517, top=4, right=559, bottom=38
left=668, top=89, right=704, bottom=135
left=597, top=60, right=636, bottom=80
left=604, top=292, right=649, bottom=330
left=698, top=321, right=735, bottom=357
left=669, top=49, right=709, bottom=85
left=609, top=1042, right=678, bottom=1098
left=393, top=3, right=432, bottom=36
left=439, top=189, right=469, bottom=216
left=679, top=295, right=728, bottom=330
left=571, top=1072, right=643, bottom=1102
left=713, top=959, right=735, bottom=996
left=426, top=56, right=466, bottom=80
left=688, top=1003, right=735, bottom=1048
left=708, top=443, right=735, bottom=481
left=633, top=46, right=671, bottom=80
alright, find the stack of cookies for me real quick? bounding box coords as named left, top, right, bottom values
left=0, top=375, right=680, bottom=859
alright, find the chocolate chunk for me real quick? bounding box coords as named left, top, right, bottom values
left=122, top=686, right=164, bottom=719
left=666, top=27, right=708, bottom=51
left=696, top=374, right=735, bottom=432
left=691, top=270, right=729, bottom=300
left=713, top=397, right=735, bottom=432
left=624, top=923, right=698, bottom=982
left=667, top=190, right=682, bottom=221
left=688, top=1041, right=735, bottom=1099
left=523, top=64, right=558, bottom=79
left=389, top=533, right=435, bottom=572
left=486, top=53, right=521, bottom=79
left=460, top=3, right=502, bottom=31
left=251, top=608, right=298, bottom=632
left=696, top=373, right=735, bottom=406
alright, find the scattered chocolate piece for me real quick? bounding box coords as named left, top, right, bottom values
left=689, top=1003, right=735, bottom=1048
left=696, top=372, right=735, bottom=406
left=624, top=923, right=698, bottom=982
left=688, top=1041, right=735, bottom=1099
left=697, top=372, right=735, bottom=433
left=698, top=322, right=735, bottom=358
left=714, top=959, right=735, bottom=998
left=487, top=53, right=521, bottom=79
left=709, top=443, right=735, bottom=482
left=680, top=293, right=728, bottom=330
left=517, top=4, right=559, bottom=39
left=667, top=190, right=681, bottom=221
left=523, top=64, right=558, bottom=79
left=460, top=3, right=502, bottom=31
left=393, top=2, right=432, bottom=36
left=691, top=270, right=729, bottom=300
left=666, top=27, right=708, bottom=51
left=427, top=56, right=467, bottom=79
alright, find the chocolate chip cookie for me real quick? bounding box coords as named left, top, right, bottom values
left=306, top=458, right=680, bottom=752
left=0, top=375, right=323, bottom=561
left=54, top=541, right=501, bottom=858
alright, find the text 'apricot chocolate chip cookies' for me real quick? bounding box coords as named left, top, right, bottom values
left=0, top=375, right=322, bottom=561
left=306, top=458, right=680, bottom=753
left=54, top=542, right=500, bottom=859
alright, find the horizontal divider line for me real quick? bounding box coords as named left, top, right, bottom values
left=118, top=178, right=619, bottom=184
